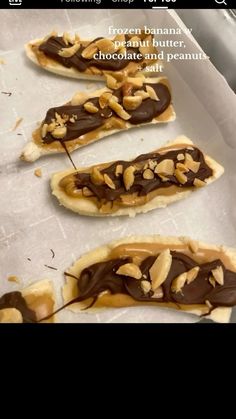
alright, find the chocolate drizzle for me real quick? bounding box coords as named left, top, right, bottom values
left=42, top=82, right=171, bottom=145
left=70, top=252, right=236, bottom=309
left=39, top=36, right=143, bottom=72
left=65, top=147, right=212, bottom=204
left=0, top=291, right=37, bottom=323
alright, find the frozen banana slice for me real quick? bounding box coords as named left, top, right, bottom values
left=51, top=136, right=224, bottom=217
left=62, top=235, right=236, bottom=323
left=20, top=76, right=175, bottom=162
left=25, top=31, right=160, bottom=80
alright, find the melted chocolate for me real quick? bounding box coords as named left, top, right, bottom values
left=39, top=36, right=143, bottom=72
left=42, top=82, right=171, bottom=144
left=73, top=252, right=236, bottom=309
left=0, top=291, right=37, bottom=323
left=70, top=147, right=212, bottom=203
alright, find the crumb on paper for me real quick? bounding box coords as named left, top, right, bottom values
left=27, top=257, right=31, bottom=262
left=17, top=133, right=23, bottom=136
left=0, top=58, right=5, bottom=65
left=8, top=275, right=21, bottom=284
left=86, top=83, right=94, bottom=90
left=50, top=249, right=55, bottom=259
left=1, top=91, right=12, bottom=97
left=12, top=117, right=23, bottom=131
left=34, top=168, right=42, bottom=177
left=44, top=264, right=58, bottom=271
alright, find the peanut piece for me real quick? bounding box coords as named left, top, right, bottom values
left=84, top=102, right=99, bottom=113
left=82, top=43, right=98, bottom=59
left=155, top=159, right=175, bottom=176
left=123, top=166, right=135, bottom=191
left=104, top=173, right=116, bottom=190
left=211, top=266, right=224, bottom=286
left=59, top=42, right=80, bottom=58
left=123, top=95, right=142, bottom=111
left=116, top=263, right=142, bottom=280
left=143, top=169, right=154, bottom=180
left=90, top=167, right=104, bottom=185
left=149, top=249, right=172, bottom=291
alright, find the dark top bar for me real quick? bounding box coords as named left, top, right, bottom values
left=0, top=0, right=235, bottom=9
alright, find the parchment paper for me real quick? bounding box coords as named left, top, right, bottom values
left=0, top=9, right=236, bottom=323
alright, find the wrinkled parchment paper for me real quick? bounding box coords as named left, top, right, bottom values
left=0, top=9, right=236, bottom=322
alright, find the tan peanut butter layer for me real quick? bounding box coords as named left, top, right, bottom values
left=26, top=31, right=159, bottom=79
left=61, top=236, right=236, bottom=323
left=51, top=137, right=224, bottom=217
left=20, top=76, right=175, bottom=162
left=0, top=280, right=55, bottom=323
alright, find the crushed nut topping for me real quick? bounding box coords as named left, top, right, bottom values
left=147, top=160, right=157, bottom=170
left=123, top=166, right=135, bottom=191
left=134, top=89, right=150, bottom=100
left=108, top=98, right=131, bottom=120
left=186, top=266, right=200, bottom=284
left=126, top=76, right=144, bottom=88
left=155, top=159, right=174, bottom=176
left=116, top=263, right=142, bottom=280
left=171, top=272, right=187, bottom=294
left=128, top=35, right=141, bottom=47
left=106, top=74, right=120, bottom=90
left=115, top=164, right=123, bottom=177
left=81, top=43, right=98, bottom=59
left=95, top=38, right=116, bottom=54
left=104, top=173, right=116, bottom=190
left=41, top=123, right=48, bottom=138
left=99, top=92, right=113, bottom=109
left=143, top=168, right=154, bottom=180
left=82, top=187, right=94, bottom=197
left=176, top=162, right=189, bottom=173
left=149, top=249, right=172, bottom=291
left=193, top=178, right=206, bottom=187
left=62, top=32, right=74, bottom=46
left=51, top=126, right=67, bottom=139
left=47, top=121, right=57, bottom=132
left=84, top=102, right=99, bottom=113
left=152, top=287, right=164, bottom=299
left=59, top=42, right=80, bottom=58
left=123, top=95, right=142, bottom=111
left=139, top=35, right=157, bottom=56
left=177, top=153, right=185, bottom=161
left=158, top=174, right=170, bottom=182
left=174, top=169, right=188, bottom=184
left=90, top=167, right=104, bottom=185
left=184, top=153, right=200, bottom=173
left=211, top=266, right=224, bottom=286
left=209, top=276, right=216, bottom=288
left=141, top=280, right=151, bottom=294
left=145, top=85, right=160, bottom=101
left=122, top=82, right=134, bottom=98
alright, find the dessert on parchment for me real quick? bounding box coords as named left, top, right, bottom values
left=62, top=235, right=236, bottom=323
left=20, top=76, right=175, bottom=162
left=25, top=31, right=159, bottom=80
left=51, top=136, right=224, bottom=217
left=0, top=280, right=55, bottom=323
